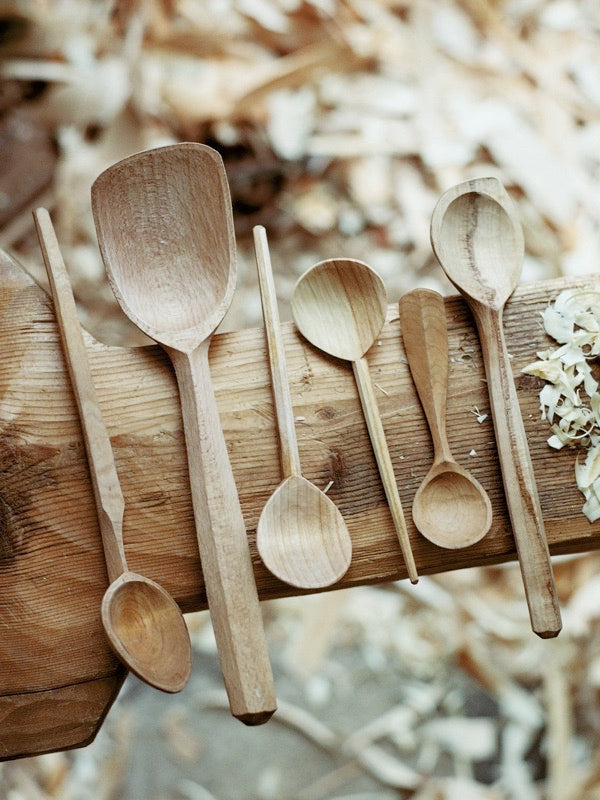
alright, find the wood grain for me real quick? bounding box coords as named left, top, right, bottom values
left=0, top=248, right=599, bottom=759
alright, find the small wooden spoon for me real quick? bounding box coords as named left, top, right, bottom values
left=398, top=288, right=492, bottom=549
left=92, top=144, right=276, bottom=723
left=34, top=207, right=191, bottom=693
left=253, top=226, right=352, bottom=589
left=291, top=258, right=418, bottom=584
left=430, top=177, right=561, bottom=638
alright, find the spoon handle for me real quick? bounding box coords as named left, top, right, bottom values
left=398, top=289, right=452, bottom=464
left=168, top=343, right=277, bottom=724
left=253, top=225, right=301, bottom=478
left=473, top=302, right=561, bottom=638
left=33, top=208, right=127, bottom=584
left=352, top=356, right=418, bottom=583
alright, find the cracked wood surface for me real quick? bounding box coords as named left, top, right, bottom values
left=0, top=248, right=598, bottom=759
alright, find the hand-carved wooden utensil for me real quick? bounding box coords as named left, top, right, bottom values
left=291, top=258, right=418, bottom=584
left=253, top=226, right=352, bottom=589
left=91, top=143, right=276, bottom=723
left=430, top=177, right=561, bottom=638
left=34, top=207, right=192, bottom=693
left=398, top=288, right=492, bottom=549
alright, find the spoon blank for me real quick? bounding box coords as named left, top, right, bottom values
left=431, top=178, right=561, bottom=638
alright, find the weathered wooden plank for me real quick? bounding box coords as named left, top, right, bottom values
left=0, top=672, right=126, bottom=760
left=0, top=247, right=598, bottom=759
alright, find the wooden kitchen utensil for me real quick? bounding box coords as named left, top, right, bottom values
left=398, top=288, right=492, bottom=548
left=253, top=226, right=352, bottom=589
left=430, top=177, right=561, bottom=638
left=91, top=143, right=276, bottom=723
left=33, top=207, right=192, bottom=693
left=291, top=258, right=418, bottom=584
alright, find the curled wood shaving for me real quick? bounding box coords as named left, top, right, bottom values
left=522, top=288, right=600, bottom=521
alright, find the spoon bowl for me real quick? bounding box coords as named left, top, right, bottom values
left=102, top=573, right=191, bottom=692
left=432, top=186, right=523, bottom=310
left=412, top=462, right=491, bottom=549
left=290, top=258, right=387, bottom=361
left=292, top=259, right=418, bottom=583
left=257, top=475, right=351, bottom=588
left=93, top=142, right=235, bottom=349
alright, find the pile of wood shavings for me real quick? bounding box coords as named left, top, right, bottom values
left=523, top=289, right=600, bottom=521
left=1, top=0, right=600, bottom=343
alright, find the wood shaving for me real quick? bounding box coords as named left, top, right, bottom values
left=522, top=288, right=600, bottom=521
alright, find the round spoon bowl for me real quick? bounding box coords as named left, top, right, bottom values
left=291, top=258, right=387, bottom=361
left=412, top=463, right=492, bottom=550
left=101, top=573, right=192, bottom=693
left=257, top=475, right=352, bottom=589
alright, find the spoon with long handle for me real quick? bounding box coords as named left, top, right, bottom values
left=430, top=177, right=561, bottom=638
left=92, top=143, right=276, bottom=724
left=33, top=207, right=192, bottom=693
left=398, top=288, right=492, bottom=548
left=253, top=226, right=352, bottom=588
left=291, top=258, right=418, bottom=584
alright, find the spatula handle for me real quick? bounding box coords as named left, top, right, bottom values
left=352, top=356, right=418, bottom=584
left=169, top=343, right=277, bottom=724
left=398, top=289, right=452, bottom=465
left=33, top=208, right=127, bottom=585
left=253, top=225, right=301, bottom=478
left=473, top=303, right=561, bottom=638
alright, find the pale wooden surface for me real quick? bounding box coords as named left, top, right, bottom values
left=431, top=178, right=562, bottom=638
left=0, top=247, right=599, bottom=759
left=92, top=144, right=276, bottom=724
left=398, top=288, right=492, bottom=549
left=291, top=258, right=418, bottom=583
left=254, top=227, right=353, bottom=589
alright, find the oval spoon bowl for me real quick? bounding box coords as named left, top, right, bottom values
left=102, top=573, right=192, bottom=694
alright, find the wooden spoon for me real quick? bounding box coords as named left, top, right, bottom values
left=398, top=288, right=492, bottom=549
left=253, top=226, right=352, bottom=588
left=91, top=143, right=276, bottom=724
left=33, top=207, right=191, bottom=693
left=291, top=258, right=418, bottom=584
left=430, top=177, right=561, bottom=638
